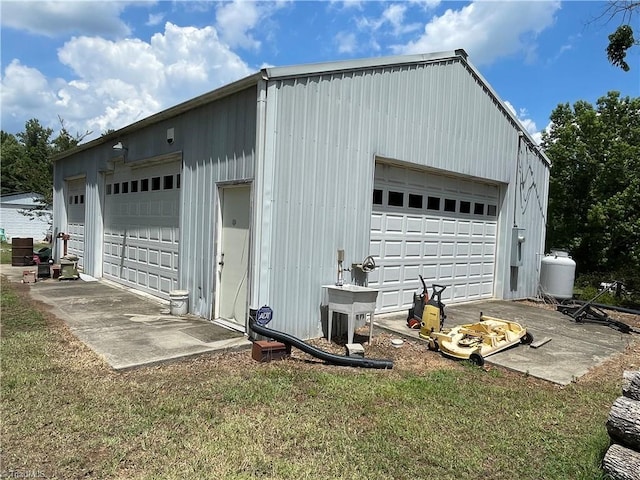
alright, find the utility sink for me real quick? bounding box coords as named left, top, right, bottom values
left=323, top=284, right=379, bottom=344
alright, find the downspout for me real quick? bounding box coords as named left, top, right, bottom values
left=250, top=73, right=273, bottom=317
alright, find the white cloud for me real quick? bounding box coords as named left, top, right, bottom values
left=393, top=0, right=561, bottom=65
left=1, top=60, right=57, bottom=111
left=329, top=0, right=364, bottom=11
left=335, top=32, right=358, bottom=54
left=356, top=3, right=420, bottom=36
left=409, top=0, right=442, bottom=10
left=147, top=12, right=165, bottom=27
left=215, top=0, right=261, bottom=50
left=0, top=1, right=131, bottom=38
left=1, top=22, right=253, bottom=139
left=504, top=101, right=542, bottom=144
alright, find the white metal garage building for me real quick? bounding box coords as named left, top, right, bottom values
left=52, top=50, right=550, bottom=340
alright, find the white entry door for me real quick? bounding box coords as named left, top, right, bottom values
left=217, top=185, right=251, bottom=326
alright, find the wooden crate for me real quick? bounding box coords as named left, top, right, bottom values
left=22, top=270, right=37, bottom=283
left=251, top=340, right=291, bottom=362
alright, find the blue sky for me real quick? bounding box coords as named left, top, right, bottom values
left=1, top=0, right=638, bottom=144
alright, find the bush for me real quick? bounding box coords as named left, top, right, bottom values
left=575, top=272, right=640, bottom=309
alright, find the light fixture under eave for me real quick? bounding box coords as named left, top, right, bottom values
left=112, top=141, right=127, bottom=151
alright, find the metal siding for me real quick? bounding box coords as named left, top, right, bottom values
left=179, top=87, right=257, bottom=318
left=263, top=59, right=549, bottom=339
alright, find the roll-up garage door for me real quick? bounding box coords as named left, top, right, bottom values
left=66, top=178, right=86, bottom=268
left=103, top=161, right=180, bottom=299
left=369, top=163, right=499, bottom=313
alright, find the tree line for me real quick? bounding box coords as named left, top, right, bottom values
left=541, top=92, right=640, bottom=298
left=1, top=118, right=90, bottom=207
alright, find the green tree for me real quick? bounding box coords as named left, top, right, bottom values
left=15, top=119, right=55, bottom=200
left=542, top=92, right=640, bottom=284
left=0, top=131, right=28, bottom=195
left=1, top=117, right=90, bottom=207
left=601, top=1, right=639, bottom=71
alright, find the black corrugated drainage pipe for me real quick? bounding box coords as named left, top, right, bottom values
left=249, top=320, right=393, bottom=370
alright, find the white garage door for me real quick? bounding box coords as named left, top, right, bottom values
left=66, top=178, right=86, bottom=268
left=103, top=161, right=181, bottom=299
left=369, top=163, right=499, bottom=313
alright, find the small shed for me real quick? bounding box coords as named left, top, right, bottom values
left=0, top=192, right=52, bottom=241
left=52, top=50, right=550, bottom=339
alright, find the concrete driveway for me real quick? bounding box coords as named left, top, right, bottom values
left=3, top=265, right=636, bottom=382
left=376, top=299, right=637, bottom=385
left=1, top=265, right=249, bottom=370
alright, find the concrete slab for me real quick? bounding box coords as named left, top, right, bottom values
left=1, top=265, right=250, bottom=370
left=375, top=299, right=636, bottom=385
left=3, top=264, right=635, bottom=381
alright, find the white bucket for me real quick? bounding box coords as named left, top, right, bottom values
left=169, top=290, right=189, bottom=316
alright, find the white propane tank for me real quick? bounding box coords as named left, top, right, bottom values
left=539, top=250, right=576, bottom=300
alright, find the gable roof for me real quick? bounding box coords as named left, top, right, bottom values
left=53, top=49, right=549, bottom=165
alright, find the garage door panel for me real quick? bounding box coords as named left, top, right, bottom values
left=404, top=264, right=421, bottom=281
left=457, top=221, right=471, bottom=235
left=442, top=220, right=456, bottom=235
left=371, top=164, right=498, bottom=312
left=382, top=266, right=401, bottom=283
left=440, top=242, right=455, bottom=257
left=469, top=262, right=483, bottom=276
left=454, top=263, right=469, bottom=278
left=385, top=215, right=403, bottom=233
left=371, top=214, right=383, bottom=232
left=425, top=219, right=440, bottom=234
left=471, top=242, right=484, bottom=255
left=406, top=217, right=423, bottom=234
left=66, top=178, right=86, bottom=267
left=471, top=223, right=485, bottom=236
left=103, top=163, right=180, bottom=299
left=160, top=251, right=172, bottom=268
left=424, top=242, right=439, bottom=257
left=381, top=291, right=401, bottom=309
left=422, top=264, right=438, bottom=279
left=382, top=241, right=402, bottom=258
left=456, top=242, right=470, bottom=256
left=405, top=241, right=422, bottom=258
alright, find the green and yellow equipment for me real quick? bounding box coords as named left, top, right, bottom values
left=406, top=276, right=447, bottom=337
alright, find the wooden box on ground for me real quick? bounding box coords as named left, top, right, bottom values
left=22, top=270, right=36, bottom=283
left=251, top=341, right=291, bottom=362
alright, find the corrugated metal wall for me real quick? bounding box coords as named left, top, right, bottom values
left=179, top=87, right=257, bottom=318
left=53, top=56, right=548, bottom=340
left=53, top=86, right=258, bottom=322
left=258, top=59, right=549, bottom=339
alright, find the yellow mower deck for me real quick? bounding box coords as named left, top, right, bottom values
left=427, top=315, right=533, bottom=366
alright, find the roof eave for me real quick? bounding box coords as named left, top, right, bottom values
left=52, top=72, right=263, bottom=162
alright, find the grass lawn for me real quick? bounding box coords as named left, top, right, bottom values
left=1, top=276, right=632, bottom=480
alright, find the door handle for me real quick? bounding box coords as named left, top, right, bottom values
left=218, top=253, right=224, bottom=266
